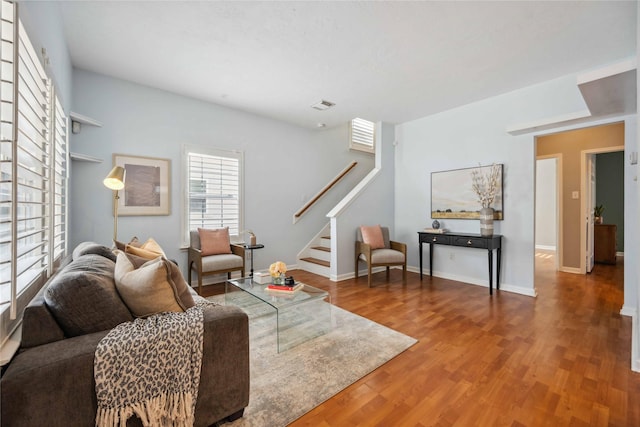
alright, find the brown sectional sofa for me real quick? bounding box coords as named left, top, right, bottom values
left=0, top=242, right=249, bottom=427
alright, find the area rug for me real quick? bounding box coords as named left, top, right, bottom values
left=206, top=293, right=417, bottom=426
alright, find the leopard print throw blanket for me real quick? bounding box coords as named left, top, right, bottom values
left=94, top=303, right=208, bottom=427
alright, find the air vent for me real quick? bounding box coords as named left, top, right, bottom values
left=311, top=100, right=335, bottom=111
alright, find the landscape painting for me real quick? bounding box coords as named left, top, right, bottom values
left=431, top=164, right=503, bottom=220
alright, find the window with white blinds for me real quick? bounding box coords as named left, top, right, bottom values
left=349, top=117, right=375, bottom=154
left=184, top=146, right=243, bottom=245
left=0, top=0, right=68, bottom=348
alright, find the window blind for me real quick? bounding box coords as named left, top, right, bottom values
left=349, top=118, right=375, bottom=153
left=186, top=148, right=243, bottom=241
left=0, top=0, right=69, bottom=352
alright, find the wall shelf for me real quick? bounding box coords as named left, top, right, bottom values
left=69, top=111, right=102, bottom=127
left=70, top=152, right=102, bottom=163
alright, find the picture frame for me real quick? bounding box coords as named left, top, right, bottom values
left=113, top=154, right=171, bottom=216
left=431, top=164, right=503, bottom=220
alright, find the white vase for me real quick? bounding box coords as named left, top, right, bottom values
left=480, top=207, right=494, bottom=236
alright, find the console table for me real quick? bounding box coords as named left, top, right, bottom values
left=418, top=231, right=502, bottom=295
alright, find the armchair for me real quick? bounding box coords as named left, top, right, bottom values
left=188, top=229, right=245, bottom=295
left=355, top=225, right=407, bottom=287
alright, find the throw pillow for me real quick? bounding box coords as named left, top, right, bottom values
left=125, top=237, right=165, bottom=260
left=114, top=236, right=141, bottom=251
left=44, top=255, right=134, bottom=337
left=361, top=225, right=385, bottom=249
left=198, top=227, right=232, bottom=256
left=115, top=250, right=196, bottom=310
left=114, top=252, right=193, bottom=317
left=72, top=242, right=117, bottom=262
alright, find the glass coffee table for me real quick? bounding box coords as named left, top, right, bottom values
left=225, top=278, right=332, bottom=352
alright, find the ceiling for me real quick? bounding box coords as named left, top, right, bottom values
left=57, top=1, right=637, bottom=130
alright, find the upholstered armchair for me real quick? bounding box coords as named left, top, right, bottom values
left=355, top=225, right=407, bottom=287
left=188, top=229, right=245, bottom=295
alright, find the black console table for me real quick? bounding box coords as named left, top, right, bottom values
left=418, top=231, right=502, bottom=295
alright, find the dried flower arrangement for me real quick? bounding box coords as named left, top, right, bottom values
left=471, top=163, right=501, bottom=209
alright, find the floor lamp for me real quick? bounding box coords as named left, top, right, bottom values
left=103, top=166, right=126, bottom=242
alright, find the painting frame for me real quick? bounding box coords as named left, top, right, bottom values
left=113, top=154, right=171, bottom=216
left=431, top=164, right=503, bottom=220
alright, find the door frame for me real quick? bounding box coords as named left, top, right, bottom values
left=579, top=145, right=624, bottom=274
left=535, top=154, right=562, bottom=271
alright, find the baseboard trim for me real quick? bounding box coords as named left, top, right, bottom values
left=535, top=245, right=556, bottom=251
left=417, top=269, right=536, bottom=297
left=621, top=305, right=636, bottom=317
left=617, top=251, right=624, bottom=257
left=559, top=266, right=582, bottom=274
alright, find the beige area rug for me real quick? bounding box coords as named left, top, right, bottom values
left=206, top=294, right=417, bottom=426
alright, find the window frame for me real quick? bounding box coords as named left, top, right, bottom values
left=181, top=144, right=244, bottom=247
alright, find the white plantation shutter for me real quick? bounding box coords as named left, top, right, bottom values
left=0, top=0, right=69, bottom=352
left=185, top=147, right=243, bottom=243
left=349, top=117, right=375, bottom=153
left=51, top=95, right=67, bottom=262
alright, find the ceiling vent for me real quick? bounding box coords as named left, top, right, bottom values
left=311, top=100, right=335, bottom=111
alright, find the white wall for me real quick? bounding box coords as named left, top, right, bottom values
left=332, top=122, right=396, bottom=279
left=395, top=73, right=613, bottom=297
left=69, top=70, right=374, bottom=276
left=18, top=2, right=72, bottom=110
left=535, top=158, right=557, bottom=250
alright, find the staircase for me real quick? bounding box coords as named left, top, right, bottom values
left=298, top=226, right=331, bottom=278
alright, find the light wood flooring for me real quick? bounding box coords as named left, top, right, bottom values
left=204, top=255, right=639, bottom=426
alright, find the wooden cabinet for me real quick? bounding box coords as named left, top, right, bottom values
left=594, top=224, right=617, bottom=264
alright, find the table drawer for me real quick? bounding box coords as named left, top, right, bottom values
left=452, top=236, right=488, bottom=249
left=423, top=234, right=450, bottom=245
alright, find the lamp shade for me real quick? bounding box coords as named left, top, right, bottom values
left=103, top=166, right=126, bottom=190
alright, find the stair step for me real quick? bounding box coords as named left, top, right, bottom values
left=321, top=235, right=330, bottom=240
left=311, top=246, right=330, bottom=252
left=300, top=257, right=330, bottom=267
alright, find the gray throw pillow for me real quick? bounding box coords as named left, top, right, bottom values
left=44, top=255, right=133, bottom=337
left=72, top=242, right=117, bottom=262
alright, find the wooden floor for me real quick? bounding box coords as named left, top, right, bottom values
left=206, top=255, right=640, bottom=426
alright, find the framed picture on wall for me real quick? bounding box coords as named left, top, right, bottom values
left=431, top=164, right=503, bottom=220
left=113, top=154, right=171, bottom=216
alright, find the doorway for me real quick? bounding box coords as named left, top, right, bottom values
left=536, top=121, right=625, bottom=275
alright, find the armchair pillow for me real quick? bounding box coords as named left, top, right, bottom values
left=360, top=225, right=385, bottom=249
left=198, top=227, right=232, bottom=256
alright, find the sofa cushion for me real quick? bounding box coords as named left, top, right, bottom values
left=114, top=253, right=194, bottom=317
left=72, top=242, right=116, bottom=262
left=44, top=255, right=133, bottom=337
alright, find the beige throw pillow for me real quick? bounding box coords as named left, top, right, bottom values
left=113, top=236, right=141, bottom=252
left=125, top=237, right=165, bottom=260
left=114, top=252, right=194, bottom=318
left=198, top=227, right=232, bottom=256
left=361, top=225, right=385, bottom=249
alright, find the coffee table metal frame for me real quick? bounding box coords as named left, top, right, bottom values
left=225, top=278, right=332, bottom=352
